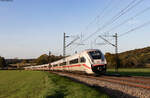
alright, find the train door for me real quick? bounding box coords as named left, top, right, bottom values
left=79, top=56, right=86, bottom=72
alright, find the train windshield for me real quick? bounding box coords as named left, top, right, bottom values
left=88, top=51, right=102, bottom=59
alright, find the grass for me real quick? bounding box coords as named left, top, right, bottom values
left=107, top=68, right=150, bottom=76
left=0, top=70, right=110, bottom=98
left=0, top=70, right=49, bottom=98
left=45, top=72, right=110, bottom=98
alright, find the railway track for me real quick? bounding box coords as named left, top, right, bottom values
left=49, top=71, right=150, bottom=98
left=51, top=71, right=150, bottom=90
left=85, top=75, right=150, bottom=90
left=101, top=76, right=150, bottom=86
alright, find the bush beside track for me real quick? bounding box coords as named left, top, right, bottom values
left=0, top=70, right=110, bottom=98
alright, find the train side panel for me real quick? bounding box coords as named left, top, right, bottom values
left=24, top=49, right=107, bottom=74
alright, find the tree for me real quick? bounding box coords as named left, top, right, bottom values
left=0, top=56, right=6, bottom=68
left=18, top=60, right=27, bottom=67
left=105, top=53, right=116, bottom=68
left=35, top=54, right=64, bottom=65
left=36, top=54, right=49, bottom=65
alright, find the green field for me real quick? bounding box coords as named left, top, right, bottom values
left=0, top=70, right=110, bottom=98
left=107, top=68, right=150, bottom=76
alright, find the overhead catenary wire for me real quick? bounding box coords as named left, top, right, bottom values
left=99, top=0, right=138, bottom=30
left=62, top=0, right=126, bottom=53
left=59, top=0, right=146, bottom=55
left=95, top=0, right=116, bottom=26
left=72, top=0, right=143, bottom=52
left=119, top=20, right=150, bottom=37
left=81, top=0, right=143, bottom=43
left=103, top=0, right=144, bottom=27
left=96, top=1, right=122, bottom=28
left=83, top=0, right=114, bottom=31
left=67, top=0, right=143, bottom=53
left=65, top=36, right=80, bottom=48
left=60, top=0, right=115, bottom=55
left=104, top=6, right=150, bottom=33
left=97, top=20, right=150, bottom=49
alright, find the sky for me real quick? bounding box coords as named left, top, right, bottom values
left=0, top=0, right=150, bottom=59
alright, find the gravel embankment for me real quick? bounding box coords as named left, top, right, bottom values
left=54, top=72, right=150, bottom=98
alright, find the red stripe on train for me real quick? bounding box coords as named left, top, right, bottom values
left=63, top=64, right=81, bottom=68
left=82, top=64, right=91, bottom=69
left=92, top=64, right=105, bottom=67
left=51, top=64, right=91, bottom=69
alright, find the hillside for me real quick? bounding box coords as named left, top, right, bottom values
left=105, top=47, right=150, bottom=68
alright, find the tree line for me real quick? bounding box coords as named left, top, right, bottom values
left=1, top=46, right=150, bottom=68
left=35, top=54, right=63, bottom=65
left=0, top=54, right=63, bottom=68
left=0, top=56, right=6, bottom=68
left=105, top=46, right=150, bottom=68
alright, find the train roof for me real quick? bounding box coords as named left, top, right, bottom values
left=24, top=49, right=102, bottom=67
left=51, top=49, right=101, bottom=64
left=82, top=49, right=101, bottom=52
left=24, top=64, right=49, bottom=68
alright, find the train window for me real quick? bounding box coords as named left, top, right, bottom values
left=60, top=62, right=66, bottom=66
left=53, top=64, right=57, bottom=67
left=88, top=51, right=102, bottom=59
left=62, top=62, right=66, bottom=65
left=80, top=57, right=86, bottom=63
left=49, top=65, right=52, bottom=67
left=60, top=63, right=63, bottom=66
left=69, top=58, right=78, bottom=64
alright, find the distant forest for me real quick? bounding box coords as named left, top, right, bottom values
left=4, top=54, right=63, bottom=68
left=105, top=46, right=150, bottom=68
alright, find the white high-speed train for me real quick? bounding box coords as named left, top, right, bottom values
left=24, top=49, right=107, bottom=74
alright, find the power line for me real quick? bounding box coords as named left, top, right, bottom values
left=100, top=0, right=138, bottom=29
left=98, top=20, right=150, bottom=45
left=98, top=1, right=122, bottom=27
left=83, top=0, right=113, bottom=31
left=81, top=0, right=143, bottom=43
left=61, top=0, right=145, bottom=55
left=119, top=20, right=150, bottom=37
left=60, top=0, right=118, bottom=54
left=104, top=6, right=150, bottom=33
left=62, top=0, right=113, bottom=54
left=77, top=0, right=114, bottom=45
left=104, top=0, right=143, bottom=26
left=66, top=36, right=80, bottom=48
left=95, top=0, right=116, bottom=26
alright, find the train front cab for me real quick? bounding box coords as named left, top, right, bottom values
left=88, top=50, right=107, bottom=74
left=91, top=64, right=107, bottom=74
